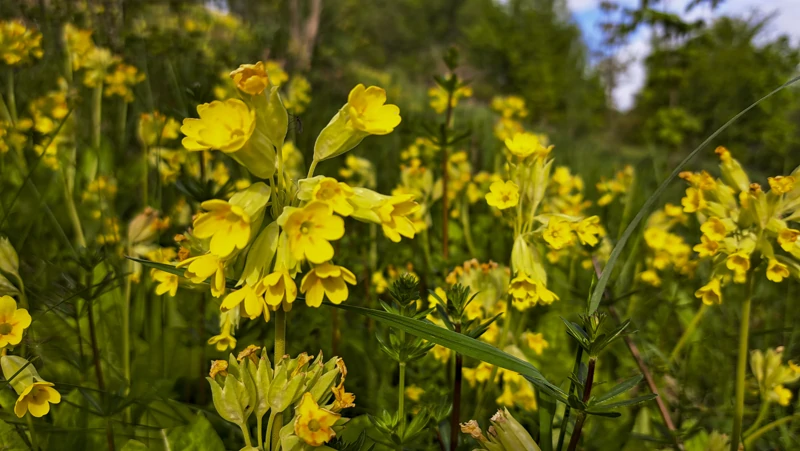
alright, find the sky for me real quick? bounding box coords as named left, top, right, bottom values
left=569, top=0, right=800, bottom=110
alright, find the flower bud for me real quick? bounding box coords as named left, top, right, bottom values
left=230, top=62, right=269, bottom=96
left=206, top=355, right=255, bottom=426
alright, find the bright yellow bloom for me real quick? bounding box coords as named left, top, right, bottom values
left=405, top=385, right=424, bottom=402
left=0, top=21, right=43, bottom=66
left=294, top=392, right=340, bottom=447
left=374, top=195, right=419, bottom=242
left=63, top=24, right=94, bottom=70
left=778, top=228, right=799, bottom=252
left=508, top=273, right=558, bottom=310
left=230, top=61, right=269, bottom=95
left=181, top=99, right=255, bottom=153
left=312, top=178, right=355, bottom=216
left=300, top=263, right=357, bottom=307
left=693, top=235, right=720, bottom=258
left=428, top=84, right=472, bottom=114
left=283, top=202, right=344, bottom=264
left=701, top=217, right=728, bottom=242
left=221, top=284, right=269, bottom=321
left=542, top=217, right=574, bottom=250
left=523, top=332, right=549, bottom=355
left=773, top=385, right=792, bottom=406
left=263, top=269, right=298, bottom=307
left=138, top=111, right=181, bottom=147
left=573, top=216, right=602, bottom=246
left=345, top=84, right=401, bottom=135
left=207, top=315, right=237, bottom=351
left=152, top=270, right=179, bottom=297
left=485, top=181, right=519, bottom=210
left=768, top=176, right=795, bottom=195
left=639, top=269, right=662, bottom=287
left=0, top=296, right=31, bottom=348
left=504, top=132, right=550, bottom=160
left=193, top=200, right=251, bottom=258
left=14, top=381, right=60, bottom=418
left=726, top=251, right=751, bottom=284
left=264, top=60, right=288, bottom=85
left=177, top=253, right=226, bottom=297
left=767, top=259, right=790, bottom=283
left=681, top=187, right=705, bottom=213
left=695, top=277, right=722, bottom=305
left=104, top=63, right=145, bottom=102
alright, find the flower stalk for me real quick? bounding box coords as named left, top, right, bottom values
left=731, top=276, right=754, bottom=451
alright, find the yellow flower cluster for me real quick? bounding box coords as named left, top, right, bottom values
left=638, top=204, right=694, bottom=288
left=428, top=84, right=473, bottom=114
left=491, top=95, right=528, bottom=142
left=0, top=20, right=43, bottom=66
left=104, top=63, right=145, bottom=102
left=750, top=348, right=800, bottom=407
left=596, top=165, right=634, bottom=206
left=685, top=147, right=800, bottom=305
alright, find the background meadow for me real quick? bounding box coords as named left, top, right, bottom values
left=1, top=0, right=800, bottom=450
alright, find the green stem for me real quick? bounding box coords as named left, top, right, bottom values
left=6, top=68, right=16, bottom=124
left=556, top=347, right=583, bottom=451
left=306, top=159, right=317, bottom=179
left=265, top=411, right=276, bottom=451
left=669, top=303, right=708, bottom=363
left=743, top=400, right=771, bottom=438
left=743, top=414, right=799, bottom=448
left=472, top=302, right=513, bottom=419
left=117, top=99, right=127, bottom=154
left=25, top=414, right=37, bottom=450
left=450, top=323, right=463, bottom=451
left=92, top=84, right=103, bottom=149
left=567, top=357, right=596, bottom=451
left=240, top=423, right=253, bottom=448
left=0, top=91, right=12, bottom=123
left=731, top=277, right=754, bottom=451
left=460, top=198, right=478, bottom=258
left=142, top=144, right=149, bottom=207
left=257, top=415, right=264, bottom=450
left=62, top=167, right=87, bottom=248
left=271, top=309, right=287, bottom=450
left=398, top=361, right=406, bottom=450
left=122, top=244, right=132, bottom=422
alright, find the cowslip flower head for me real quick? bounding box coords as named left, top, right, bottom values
left=0, top=296, right=30, bottom=347
left=573, top=215, right=602, bottom=246
left=504, top=132, right=551, bottom=160
left=207, top=314, right=237, bottom=351
left=523, top=332, right=549, bottom=355
left=280, top=202, right=344, bottom=264
left=726, top=251, right=751, bottom=283
left=542, top=217, right=574, bottom=250
left=778, top=228, right=799, bottom=252
left=300, top=263, right=357, bottom=307
left=230, top=62, right=269, bottom=95
left=182, top=99, right=255, bottom=153
left=0, top=21, right=43, bottom=66
left=767, top=259, right=790, bottom=283
left=695, top=277, right=722, bottom=305
left=485, top=181, right=519, bottom=210
left=314, top=84, right=400, bottom=162
left=193, top=200, right=251, bottom=258
left=221, top=283, right=269, bottom=321
left=298, top=176, right=355, bottom=216
left=293, top=392, right=340, bottom=447
left=152, top=270, right=178, bottom=297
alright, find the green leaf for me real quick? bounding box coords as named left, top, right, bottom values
left=538, top=392, right=555, bottom=451
left=587, top=75, right=800, bottom=314
left=120, top=440, right=149, bottom=451
left=589, top=394, right=658, bottom=411
left=166, top=413, right=225, bottom=451
left=592, top=375, right=644, bottom=405
left=0, top=418, right=27, bottom=450
left=326, top=303, right=567, bottom=402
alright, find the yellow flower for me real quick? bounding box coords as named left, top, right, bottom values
left=209, top=360, right=228, bottom=378
left=331, top=384, right=356, bottom=412
left=639, top=269, right=662, bottom=287
left=262, top=269, right=298, bottom=308
left=767, top=259, right=790, bottom=283
left=778, top=228, right=799, bottom=252
left=700, top=217, right=728, bottom=242
left=177, top=253, right=226, bottom=297
left=508, top=274, right=558, bottom=310
left=104, top=63, right=145, bottom=102
left=773, top=385, right=792, bottom=406
left=138, top=111, right=180, bottom=147
left=523, top=332, right=549, bottom=355
left=573, top=216, right=602, bottom=246
left=193, top=200, right=251, bottom=258
left=374, top=194, right=420, bottom=243
left=221, top=284, right=269, bottom=321
left=207, top=315, right=237, bottom=351
left=345, top=84, right=401, bottom=135
left=14, top=381, right=60, bottom=418
left=405, top=385, right=424, bottom=402
left=283, top=202, right=345, bottom=264
left=63, top=24, right=94, bottom=70
left=695, top=277, right=723, bottom=305
left=504, top=132, right=551, bottom=160
left=432, top=344, right=451, bottom=363
left=726, top=251, right=751, bottom=284
left=371, top=271, right=389, bottom=294
left=230, top=62, right=269, bottom=95
left=181, top=99, right=255, bottom=153
left=152, top=270, right=179, bottom=297
left=428, top=84, right=472, bottom=114
left=300, top=263, right=357, bottom=307
left=542, top=217, right=574, bottom=250
left=294, top=392, right=340, bottom=447
left=311, top=178, right=355, bottom=216
left=768, top=176, right=795, bottom=195
left=0, top=21, right=43, bottom=66
left=264, top=60, right=288, bottom=85
left=681, top=187, right=705, bottom=213
left=0, top=296, right=31, bottom=348
left=485, top=181, right=519, bottom=210
left=693, top=235, right=720, bottom=258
